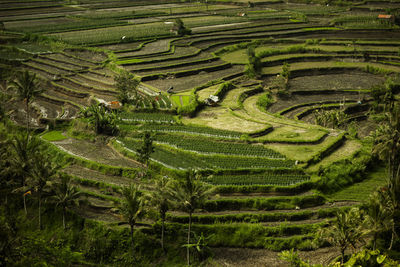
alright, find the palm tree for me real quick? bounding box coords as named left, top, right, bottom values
left=30, top=151, right=61, bottom=230
left=10, top=70, right=43, bottom=131
left=8, top=132, right=42, bottom=214
left=170, top=170, right=213, bottom=266
left=318, top=208, right=364, bottom=264
left=83, top=104, right=119, bottom=135
left=119, top=184, right=145, bottom=258
left=373, top=103, right=400, bottom=247
left=52, top=175, right=81, bottom=229
left=148, top=176, right=171, bottom=251
left=363, top=191, right=392, bottom=250
left=137, top=131, right=154, bottom=169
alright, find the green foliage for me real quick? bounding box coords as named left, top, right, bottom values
left=364, top=65, right=391, bottom=75
left=137, top=131, right=155, bottom=167
left=317, top=208, right=364, bottom=264
left=147, top=132, right=284, bottom=158
left=314, top=108, right=349, bottom=129
left=120, top=111, right=176, bottom=124
left=9, top=18, right=128, bottom=34
left=246, top=45, right=262, bottom=78
left=114, top=71, right=141, bottom=105
left=279, top=248, right=312, bottom=267
left=10, top=70, right=44, bottom=130
left=118, top=137, right=295, bottom=170
left=80, top=104, right=119, bottom=136
left=204, top=171, right=309, bottom=186
left=345, top=249, right=400, bottom=266
left=170, top=170, right=213, bottom=266
left=176, top=92, right=201, bottom=117
left=214, top=81, right=235, bottom=99
left=256, top=91, right=274, bottom=111
left=174, top=18, right=191, bottom=36
left=203, top=194, right=325, bottom=212
left=136, top=123, right=242, bottom=139
left=41, top=130, right=67, bottom=141
left=317, top=152, right=370, bottom=193
left=51, top=175, right=82, bottom=229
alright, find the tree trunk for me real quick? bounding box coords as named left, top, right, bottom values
left=23, top=194, right=27, bottom=215
left=38, top=193, right=41, bottom=230
left=341, top=248, right=345, bottom=265
left=26, top=100, right=29, bottom=132
left=373, top=232, right=377, bottom=250
left=62, top=207, right=66, bottom=229
left=130, top=223, right=135, bottom=259
left=161, top=216, right=165, bottom=251
left=187, top=211, right=192, bottom=266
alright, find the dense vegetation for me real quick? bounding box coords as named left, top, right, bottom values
left=1, top=0, right=400, bottom=266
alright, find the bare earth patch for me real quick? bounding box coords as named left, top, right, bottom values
left=52, top=138, right=141, bottom=168
left=208, top=247, right=340, bottom=267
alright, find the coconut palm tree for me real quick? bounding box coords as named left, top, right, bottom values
left=52, top=175, right=81, bottom=229
left=119, top=184, right=145, bottom=258
left=148, top=176, right=171, bottom=251
left=10, top=70, right=43, bottom=131
left=318, top=208, right=364, bottom=264
left=137, top=131, right=154, bottom=169
left=363, top=191, right=392, bottom=250
left=373, top=103, right=400, bottom=248
left=8, top=132, right=42, bottom=214
left=29, top=151, right=61, bottom=230
left=170, top=170, right=213, bottom=266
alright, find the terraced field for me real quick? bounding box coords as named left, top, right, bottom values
left=1, top=0, right=399, bottom=265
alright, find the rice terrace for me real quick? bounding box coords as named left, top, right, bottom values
left=1, top=0, right=400, bottom=266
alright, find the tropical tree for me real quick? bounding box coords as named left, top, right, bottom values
left=119, top=184, right=145, bottom=258
left=114, top=71, right=140, bottom=105
left=363, top=191, right=392, bottom=250
left=174, top=18, right=191, bottom=36
left=51, top=175, right=81, bottom=229
left=373, top=103, right=400, bottom=247
left=148, top=176, right=171, bottom=251
left=137, top=131, right=154, bottom=169
left=0, top=132, right=17, bottom=206
left=318, top=208, right=364, bottom=264
left=8, top=132, right=42, bottom=214
left=10, top=70, right=44, bottom=131
left=170, top=170, right=214, bottom=266
left=29, top=151, right=61, bottom=230
left=81, top=104, right=119, bottom=135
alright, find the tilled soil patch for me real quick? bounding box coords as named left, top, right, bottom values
left=267, top=92, right=363, bottom=114
left=208, top=246, right=340, bottom=267
left=146, top=64, right=244, bottom=92
left=52, top=138, right=141, bottom=168
left=124, top=51, right=214, bottom=71
left=136, top=59, right=228, bottom=76
left=63, top=164, right=136, bottom=187
left=288, top=72, right=384, bottom=91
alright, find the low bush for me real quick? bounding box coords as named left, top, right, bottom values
left=316, top=149, right=371, bottom=193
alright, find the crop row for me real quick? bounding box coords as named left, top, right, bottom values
left=204, top=173, right=309, bottom=186
left=118, top=138, right=294, bottom=170
left=203, top=194, right=325, bottom=212
left=150, top=133, right=285, bottom=159
left=136, top=123, right=243, bottom=139
left=167, top=207, right=341, bottom=224
left=120, top=111, right=176, bottom=124
left=6, top=18, right=128, bottom=34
